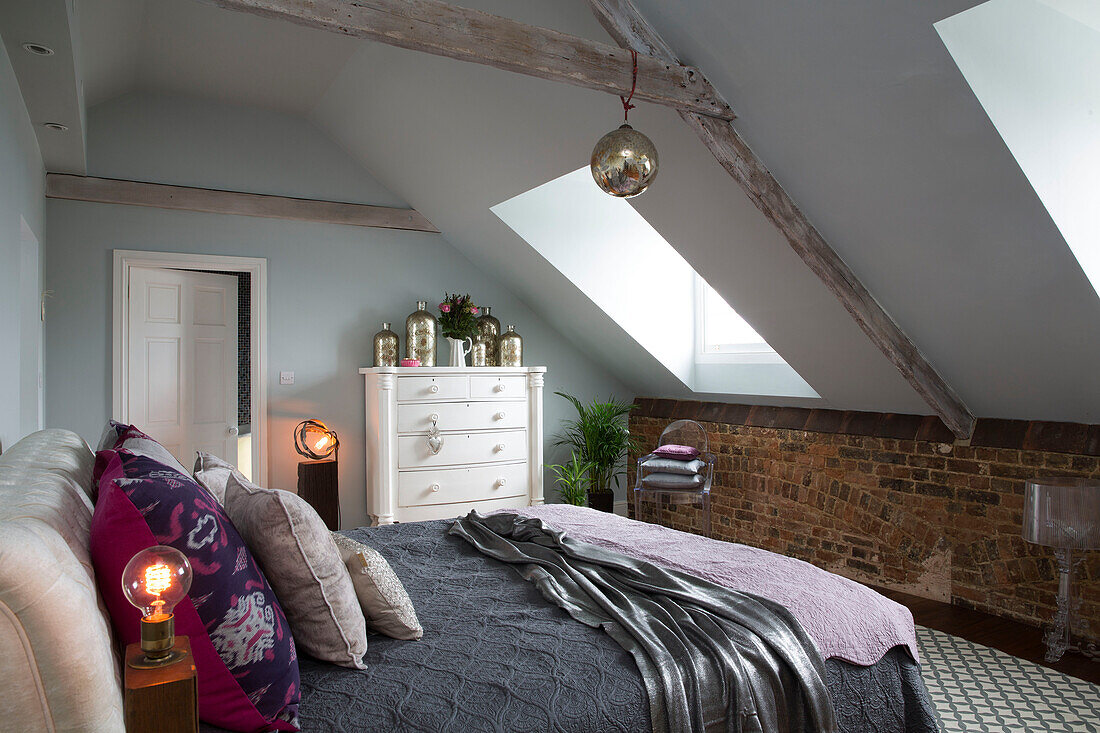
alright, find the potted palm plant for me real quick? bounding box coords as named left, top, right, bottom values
left=554, top=392, right=639, bottom=512
left=545, top=452, right=594, bottom=506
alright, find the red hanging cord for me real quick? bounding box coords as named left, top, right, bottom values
left=620, top=49, right=638, bottom=123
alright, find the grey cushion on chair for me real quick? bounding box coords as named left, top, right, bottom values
left=641, top=472, right=705, bottom=490
left=641, top=456, right=705, bottom=476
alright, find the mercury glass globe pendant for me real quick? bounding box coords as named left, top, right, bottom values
left=590, top=49, right=659, bottom=198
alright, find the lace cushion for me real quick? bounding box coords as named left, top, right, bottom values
left=330, top=532, right=423, bottom=641
left=641, top=472, right=705, bottom=490
left=223, top=476, right=368, bottom=669
left=641, top=456, right=705, bottom=476
left=91, top=451, right=300, bottom=732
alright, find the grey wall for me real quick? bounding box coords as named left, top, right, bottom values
left=43, top=92, right=631, bottom=526
left=0, top=40, right=45, bottom=451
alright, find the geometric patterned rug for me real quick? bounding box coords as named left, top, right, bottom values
left=917, top=626, right=1100, bottom=732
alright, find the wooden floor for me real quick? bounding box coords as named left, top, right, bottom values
left=875, top=586, right=1100, bottom=685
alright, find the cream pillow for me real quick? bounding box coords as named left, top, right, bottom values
left=192, top=451, right=237, bottom=504
left=331, top=532, right=423, bottom=641
left=223, top=474, right=368, bottom=668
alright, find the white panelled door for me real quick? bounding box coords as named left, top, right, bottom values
left=126, top=267, right=238, bottom=469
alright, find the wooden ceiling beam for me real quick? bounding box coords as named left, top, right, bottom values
left=198, top=0, right=735, bottom=121
left=585, top=0, right=975, bottom=439
left=45, top=174, right=439, bottom=232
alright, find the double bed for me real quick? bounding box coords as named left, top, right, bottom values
left=207, top=507, right=938, bottom=733
left=0, top=430, right=939, bottom=733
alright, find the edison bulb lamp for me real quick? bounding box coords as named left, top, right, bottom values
left=122, top=545, right=192, bottom=667
left=294, top=419, right=339, bottom=461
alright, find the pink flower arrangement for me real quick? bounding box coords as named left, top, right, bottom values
left=438, top=292, right=480, bottom=340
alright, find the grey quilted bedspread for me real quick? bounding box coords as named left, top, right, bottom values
left=202, top=519, right=939, bottom=733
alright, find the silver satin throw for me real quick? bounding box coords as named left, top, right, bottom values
left=450, top=511, right=839, bottom=733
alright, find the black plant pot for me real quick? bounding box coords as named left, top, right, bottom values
left=588, top=490, right=615, bottom=513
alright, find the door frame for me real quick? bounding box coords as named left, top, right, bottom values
left=19, top=216, right=43, bottom=434
left=113, top=250, right=269, bottom=485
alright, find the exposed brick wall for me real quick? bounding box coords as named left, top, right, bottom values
left=628, top=399, right=1100, bottom=638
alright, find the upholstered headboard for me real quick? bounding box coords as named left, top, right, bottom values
left=0, top=430, right=125, bottom=732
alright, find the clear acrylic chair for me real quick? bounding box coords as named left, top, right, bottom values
left=633, top=419, right=715, bottom=536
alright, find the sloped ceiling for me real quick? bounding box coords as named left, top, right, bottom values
left=66, top=0, right=1100, bottom=422
left=78, top=0, right=359, bottom=110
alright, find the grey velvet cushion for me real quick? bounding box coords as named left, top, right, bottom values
left=331, top=532, right=423, bottom=641
left=223, top=474, right=368, bottom=668
left=96, top=419, right=191, bottom=477
left=641, top=472, right=705, bottom=490
left=192, top=451, right=237, bottom=504
left=640, top=456, right=705, bottom=476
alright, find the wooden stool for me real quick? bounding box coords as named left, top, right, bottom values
left=298, top=459, right=340, bottom=530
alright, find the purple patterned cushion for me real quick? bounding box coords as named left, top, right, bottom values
left=91, top=450, right=300, bottom=731
left=652, top=444, right=700, bottom=459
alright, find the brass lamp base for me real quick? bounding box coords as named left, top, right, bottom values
left=129, top=614, right=185, bottom=668
left=128, top=648, right=188, bottom=669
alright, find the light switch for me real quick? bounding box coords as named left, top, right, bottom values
left=280, top=371, right=294, bottom=385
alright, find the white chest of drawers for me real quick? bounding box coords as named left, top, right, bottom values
left=359, top=366, right=546, bottom=525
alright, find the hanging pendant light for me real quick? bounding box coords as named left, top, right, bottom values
left=590, top=50, right=659, bottom=198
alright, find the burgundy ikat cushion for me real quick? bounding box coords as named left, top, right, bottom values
left=91, top=450, right=300, bottom=732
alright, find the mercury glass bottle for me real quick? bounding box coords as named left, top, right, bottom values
left=372, top=322, right=399, bottom=367
left=498, top=325, right=523, bottom=367
left=405, top=301, right=437, bottom=367
left=476, top=306, right=501, bottom=366
left=470, top=335, right=492, bottom=367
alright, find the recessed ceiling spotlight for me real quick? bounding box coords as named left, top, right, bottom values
left=22, top=42, right=55, bottom=56
left=43, top=122, right=68, bottom=131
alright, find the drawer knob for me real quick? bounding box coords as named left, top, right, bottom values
left=430, top=483, right=440, bottom=492
left=495, top=443, right=506, bottom=452
left=429, top=384, right=439, bottom=393
left=495, top=478, right=506, bottom=488
left=495, top=383, right=506, bottom=392
left=430, top=413, right=440, bottom=422
left=495, top=411, right=506, bottom=420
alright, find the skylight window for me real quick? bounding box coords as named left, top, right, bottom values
left=695, top=275, right=778, bottom=362
left=491, top=168, right=817, bottom=398
left=936, top=0, right=1100, bottom=299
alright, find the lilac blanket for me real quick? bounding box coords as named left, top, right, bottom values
left=514, top=504, right=918, bottom=666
